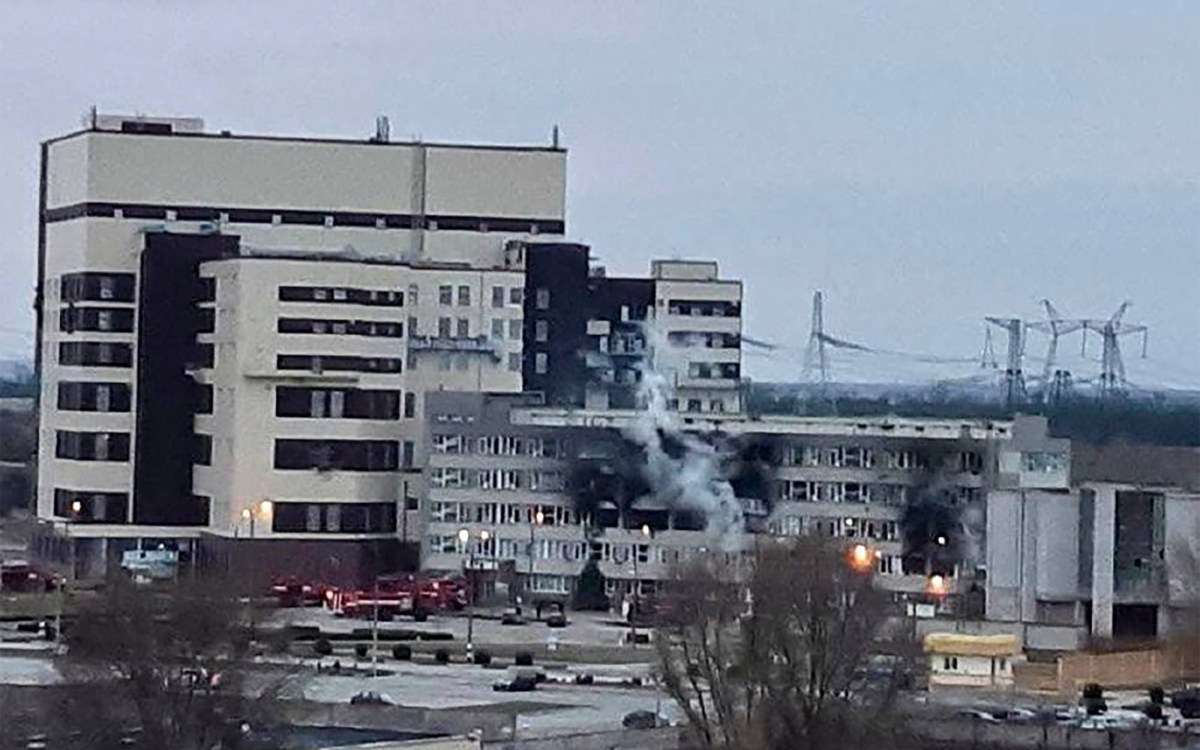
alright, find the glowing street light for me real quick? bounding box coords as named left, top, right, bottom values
left=849, top=543, right=873, bottom=572
left=927, top=574, right=947, bottom=596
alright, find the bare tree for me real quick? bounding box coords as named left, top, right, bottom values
left=53, top=573, right=296, bottom=749
left=656, top=535, right=915, bottom=750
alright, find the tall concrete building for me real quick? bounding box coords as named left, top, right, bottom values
left=35, top=113, right=565, bottom=580
left=986, top=442, right=1200, bottom=649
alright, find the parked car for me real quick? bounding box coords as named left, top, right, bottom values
left=493, top=674, right=538, bottom=692
left=349, top=691, right=395, bottom=706
left=545, top=612, right=568, bottom=628
left=957, top=709, right=1000, bottom=724
left=500, top=610, right=526, bottom=626
left=622, top=710, right=661, bottom=730
left=1171, top=688, right=1200, bottom=719
left=991, top=707, right=1037, bottom=723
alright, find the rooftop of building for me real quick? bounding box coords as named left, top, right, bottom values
left=1072, top=443, right=1200, bottom=491
left=509, top=406, right=1015, bottom=440
left=45, top=112, right=566, bottom=153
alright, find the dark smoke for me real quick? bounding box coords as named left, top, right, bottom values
left=565, top=430, right=776, bottom=529
left=899, top=494, right=963, bottom=576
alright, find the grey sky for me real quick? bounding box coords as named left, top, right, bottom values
left=1, top=0, right=1197, bottom=386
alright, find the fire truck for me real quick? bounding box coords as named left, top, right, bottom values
left=321, top=574, right=468, bottom=620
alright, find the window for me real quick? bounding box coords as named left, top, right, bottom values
left=55, top=431, right=130, bottom=461
left=276, top=388, right=399, bottom=419
left=1021, top=452, right=1065, bottom=473
left=194, top=433, right=212, bottom=466
left=404, top=392, right=416, bottom=419
left=52, top=489, right=128, bottom=523
left=942, top=657, right=959, bottom=671
left=535, top=320, right=549, bottom=342
left=402, top=441, right=414, bottom=469
left=59, top=342, right=132, bottom=367
left=438, top=318, right=452, bottom=338
left=456, top=318, right=469, bottom=338
left=439, top=285, right=453, bottom=305
left=535, top=352, right=548, bottom=374
left=277, top=286, right=403, bottom=307
left=508, top=353, right=521, bottom=372
left=60, top=272, right=135, bottom=303
left=535, top=288, right=550, bottom=310
left=508, top=319, right=522, bottom=341
left=686, top=399, right=702, bottom=413
left=195, top=383, right=213, bottom=414
left=276, top=355, right=402, bottom=374
left=272, top=502, right=396, bottom=534
left=432, top=434, right=466, bottom=454
left=273, top=439, right=398, bottom=471
left=492, top=286, right=505, bottom=308
left=509, top=287, right=523, bottom=305
left=57, top=382, right=131, bottom=412
left=59, top=307, right=134, bottom=333
left=457, top=285, right=471, bottom=306
left=430, top=468, right=467, bottom=488
left=710, top=399, right=724, bottom=413
left=491, top=319, right=504, bottom=339
left=438, top=353, right=451, bottom=371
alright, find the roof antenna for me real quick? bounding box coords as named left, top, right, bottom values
left=551, top=124, right=560, bottom=149
left=373, top=116, right=390, bottom=143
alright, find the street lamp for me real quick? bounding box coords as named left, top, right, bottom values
left=459, top=528, right=490, bottom=655
left=241, top=499, right=273, bottom=538
left=526, top=509, right=545, bottom=613
left=630, top=524, right=652, bottom=645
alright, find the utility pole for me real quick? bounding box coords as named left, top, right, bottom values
left=985, top=317, right=1026, bottom=408
left=802, top=291, right=829, bottom=387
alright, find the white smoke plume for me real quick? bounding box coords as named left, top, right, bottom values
left=625, top=320, right=744, bottom=548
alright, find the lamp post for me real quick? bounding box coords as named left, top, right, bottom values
left=527, top=510, right=544, bottom=613
left=459, top=528, right=490, bottom=656
left=242, top=499, right=274, bottom=538
left=630, top=524, right=652, bottom=646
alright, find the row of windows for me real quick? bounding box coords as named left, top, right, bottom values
left=60, top=307, right=134, bottom=333
left=55, top=431, right=130, bottom=461
left=782, top=446, right=984, bottom=474
left=770, top=515, right=900, bottom=541
left=278, top=318, right=404, bottom=338
left=52, top=489, right=129, bottom=523
left=666, top=398, right=729, bottom=414
left=272, top=502, right=397, bottom=534
left=429, top=467, right=566, bottom=491
left=274, top=439, right=414, bottom=471
left=490, top=286, right=525, bottom=308
left=60, top=272, right=135, bottom=303
left=490, top=318, right=525, bottom=341
left=59, top=342, right=133, bottom=367
left=46, top=202, right=562, bottom=234
left=279, top=286, right=404, bottom=306
left=777, top=481, right=980, bottom=506
left=686, top=362, right=741, bottom=380
left=666, top=299, right=741, bottom=317
left=276, top=355, right=404, bottom=374
left=276, top=387, right=413, bottom=420
left=666, top=331, right=740, bottom=349
left=57, top=381, right=131, bottom=412
left=430, top=434, right=565, bottom=457
left=429, top=501, right=577, bottom=526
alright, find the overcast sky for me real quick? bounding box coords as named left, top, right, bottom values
left=1, top=1, right=1197, bottom=386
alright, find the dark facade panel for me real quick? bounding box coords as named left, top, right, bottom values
left=132, top=232, right=239, bottom=525
left=522, top=243, right=591, bottom=407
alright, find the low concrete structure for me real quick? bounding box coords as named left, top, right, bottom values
left=924, top=632, right=1023, bottom=689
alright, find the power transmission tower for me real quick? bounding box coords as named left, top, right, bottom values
left=802, top=291, right=829, bottom=386
left=1025, top=299, right=1084, bottom=404
left=985, top=317, right=1026, bottom=408
left=1081, top=302, right=1148, bottom=397
left=979, top=327, right=998, bottom=369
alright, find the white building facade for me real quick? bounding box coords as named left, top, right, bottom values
left=34, top=113, right=565, bottom=579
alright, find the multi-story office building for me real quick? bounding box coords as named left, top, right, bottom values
left=520, top=245, right=742, bottom=414
left=35, top=113, right=565, bottom=580
left=987, top=442, right=1200, bottom=649
left=421, top=390, right=1061, bottom=607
